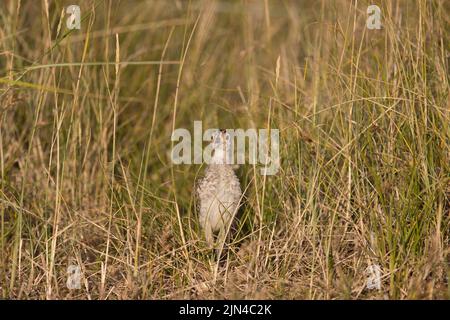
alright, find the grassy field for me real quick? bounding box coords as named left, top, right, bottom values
left=0, top=0, right=448, bottom=299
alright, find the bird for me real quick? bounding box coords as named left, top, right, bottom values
left=196, top=129, right=242, bottom=255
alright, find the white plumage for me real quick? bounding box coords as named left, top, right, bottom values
left=196, top=129, right=242, bottom=252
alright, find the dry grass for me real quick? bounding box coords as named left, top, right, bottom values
left=0, top=0, right=449, bottom=299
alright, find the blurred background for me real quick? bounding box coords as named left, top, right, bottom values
left=0, top=0, right=448, bottom=299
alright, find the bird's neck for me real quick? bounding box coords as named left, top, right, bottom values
left=211, top=148, right=231, bottom=164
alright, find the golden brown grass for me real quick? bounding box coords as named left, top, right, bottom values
left=0, top=0, right=448, bottom=299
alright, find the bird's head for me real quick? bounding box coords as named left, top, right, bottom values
left=211, top=129, right=232, bottom=164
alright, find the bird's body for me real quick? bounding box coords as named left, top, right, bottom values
left=196, top=129, right=242, bottom=250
